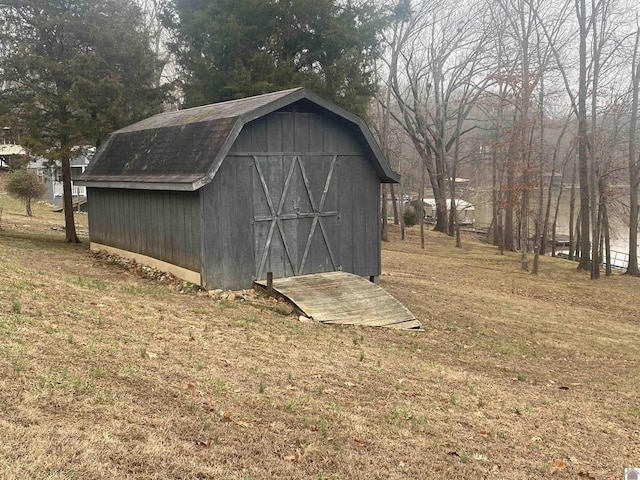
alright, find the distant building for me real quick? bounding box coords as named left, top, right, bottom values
left=0, top=142, right=26, bottom=191
left=422, top=198, right=475, bottom=226
left=0, top=143, right=26, bottom=169
left=27, top=147, right=94, bottom=208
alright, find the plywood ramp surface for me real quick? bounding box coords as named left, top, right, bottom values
left=255, top=271, right=420, bottom=330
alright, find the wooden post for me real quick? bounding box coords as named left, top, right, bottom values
left=267, top=272, right=273, bottom=297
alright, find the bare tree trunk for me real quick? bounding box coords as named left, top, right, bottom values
left=379, top=14, right=398, bottom=244
left=574, top=208, right=582, bottom=262
left=602, top=200, right=612, bottom=276
left=419, top=159, right=426, bottom=249
left=61, top=153, right=79, bottom=243
left=627, top=25, right=640, bottom=276
left=492, top=145, right=501, bottom=247
left=542, top=115, right=571, bottom=255
left=532, top=165, right=543, bottom=274
left=448, top=178, right=456, bottom=238
left=504, top=135, right=516, bottom=251
left=492, top=40, right=506, bottom=249
left=532, top=75, right=546, bottom=275
left=381, top=184, right=389, bottom=242
left=568, top=160, right=577, bottom=260
left=453, top=135, right=462, bottom=248
left=390, top=184, right=399, bottom=225
left=494, top=144, right=505, bottom=254
left=589, top=0, right=601, bottom=280
left=520, top=189, right=529, bottom=271
left=399, top=168, right=406, bottom=241
left=577, top=0, right=591, bottom=271
left=551, top=154, right=569, bottom=257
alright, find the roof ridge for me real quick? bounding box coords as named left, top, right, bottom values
left=157, top=87, right=304, bottom=117
left=115, top=87, right=306, bottom=134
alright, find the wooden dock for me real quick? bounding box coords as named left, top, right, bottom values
left=255, top=271, right=420, bottom=330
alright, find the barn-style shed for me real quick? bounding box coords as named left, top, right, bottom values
left=78, top=88, right=399, bottom=291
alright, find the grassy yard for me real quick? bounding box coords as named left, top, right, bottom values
left=1, top=192, right=639, bottom=479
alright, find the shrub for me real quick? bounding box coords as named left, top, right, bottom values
left=5, top=169, right=46, bottom=217
left=404, top=207, right=417, bottom=227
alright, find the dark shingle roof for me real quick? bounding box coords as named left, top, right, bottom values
left=79, top=88, right=398, bottom=190
left=116, top=88, right=300, bottom=133
left=82, top=117, right=236, bottom=182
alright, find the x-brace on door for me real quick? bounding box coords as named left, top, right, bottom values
left=252, top=154, right=340, bottom=280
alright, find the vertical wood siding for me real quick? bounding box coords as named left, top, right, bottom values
left=87, top=187, right=201, bottom=272
left=89, top=108, right=382, bottom=291
left=202, top=111, right=380, bottom=290
left=200, top=155, right=255, bottom=290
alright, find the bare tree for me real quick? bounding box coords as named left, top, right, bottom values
left=386, top=0, right=492, bottom=235
left=626, top=21, right=640, bottom=276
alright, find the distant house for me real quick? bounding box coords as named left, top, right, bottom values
left=0, top=142, right=26, bottom=191
left=77, top=88, right=399, bottom=290
left=0, top=143, right=26, bottom=170
left=422, top=198, right=475, bottom=226
left=27, top=147, right=94, bottom=209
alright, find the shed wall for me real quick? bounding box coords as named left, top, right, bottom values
left=87, top=188, right=201, bottom=272
left=201, top=111, right=380, bottom=290
left=200, top=156, right=255, bottom=291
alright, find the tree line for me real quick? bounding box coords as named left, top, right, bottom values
left=1, top=0, right=639, bottom=278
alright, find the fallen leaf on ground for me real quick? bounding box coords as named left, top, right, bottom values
left=577, top=472, right=595, bottom=479
left=352, top=436, right=367, bottom=445
left=219, top=410, right=247, bottom=427
left=231, top=417, right=249, bottom=428
left=550, top=460, right=567, bottom=473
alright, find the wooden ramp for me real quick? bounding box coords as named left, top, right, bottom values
left=255, top=271, right=420, bottom=330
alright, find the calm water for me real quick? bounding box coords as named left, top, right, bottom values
left=463, top=187, right=638, bottom=259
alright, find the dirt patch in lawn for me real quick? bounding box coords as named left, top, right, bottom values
left=1, top=196, right=639, bottom=479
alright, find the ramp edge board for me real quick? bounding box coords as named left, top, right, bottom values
left=255, top=272, right=420, bottom=330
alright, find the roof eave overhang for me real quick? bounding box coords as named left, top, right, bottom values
left=75, top=180, right=198, bottom=191
left=380, top=171, right=401, bottom=184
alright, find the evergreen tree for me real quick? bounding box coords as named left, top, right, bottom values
left=163, top=0, right=388, bottom=116
left=0, top=0, right=165, bottom=242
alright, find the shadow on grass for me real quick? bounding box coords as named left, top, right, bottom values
left=0, top=228, right=90, bottom=253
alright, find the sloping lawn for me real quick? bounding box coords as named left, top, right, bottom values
left=1, top=194, right=639, bottom=479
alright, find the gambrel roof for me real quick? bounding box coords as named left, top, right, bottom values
left=78, top=88, right=399, bottom=191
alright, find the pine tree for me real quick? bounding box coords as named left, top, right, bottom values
left=163, top=0, right=389, bottom=116
left=0, top=0, right=165, bottom=242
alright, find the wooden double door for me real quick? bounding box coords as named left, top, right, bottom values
left=252, top=154, right=340, bottom=281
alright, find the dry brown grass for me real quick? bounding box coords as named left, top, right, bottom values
left=1, top=193, right=639, bottom=479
